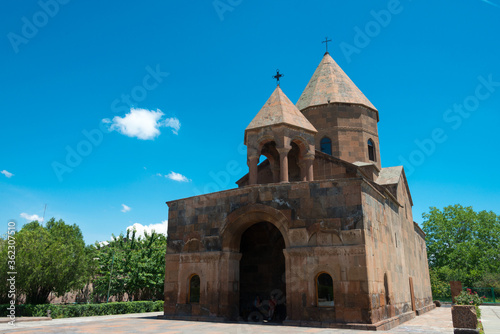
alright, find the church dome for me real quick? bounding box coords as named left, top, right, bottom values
left=296, top=52, right=377, bottom=116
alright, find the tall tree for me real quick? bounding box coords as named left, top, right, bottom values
left=423, top=205, right=500, bottom=287
left=0, top=218, right=91, bottom=304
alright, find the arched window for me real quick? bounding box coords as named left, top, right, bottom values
left=316, top=273, right=334, bottom=307
left=189, top=275, right=200, bottom=303
left=368, top=139, right=376, bottom=161
left=320, top=137, right=332, bottom=155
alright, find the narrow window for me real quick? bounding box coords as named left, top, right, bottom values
left=368, top=139, right=376, bottom=161
left=316, top=273, right=334, bottom=306
left=384, top=273, right=391, bottom=305
left=320, top=137, right=332, bottom=155
left=189, top=275, right=200, bottom=303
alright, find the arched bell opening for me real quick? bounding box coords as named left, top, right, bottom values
left=287, top=142, right=302, bottom=182
left=260, top=141, right=280, bottom=183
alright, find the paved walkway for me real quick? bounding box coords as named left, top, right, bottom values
left=0, top=307, right=454, bottom=334
left=481, top=305, right=500, bottom=334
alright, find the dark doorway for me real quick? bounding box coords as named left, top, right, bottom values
left=239, top=222, right=286, bottom=322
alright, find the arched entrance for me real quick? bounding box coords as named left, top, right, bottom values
left=239, top=222, right=286, bottom=322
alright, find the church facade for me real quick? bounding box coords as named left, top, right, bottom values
left=163, top=52, right=434, bottom=330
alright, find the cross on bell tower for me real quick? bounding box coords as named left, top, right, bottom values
left=322, top=37, right=332, bottom=54
left=272, top=69, right=284, bottom=86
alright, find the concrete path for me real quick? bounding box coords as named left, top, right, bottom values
left=481, top=305, right=500, bottom=334
left=0, top=307, right=453, bottom=334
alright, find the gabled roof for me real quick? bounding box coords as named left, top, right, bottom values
left=376, top=166, right=403, bottom=185
left=296, top=52, right=377, bottom=113
left=376, top=166, right=413, bottom=206
left=246, top=85, right=317, bottom=133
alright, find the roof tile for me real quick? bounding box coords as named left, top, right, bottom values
left=246, top=85, right=317, bottom=133
left=296, top=53, right=377, bottom=112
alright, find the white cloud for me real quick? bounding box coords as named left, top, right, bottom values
left=98, top=235, right=118, bottom=247
left=156, top=173, right=163, bottom=177
left=1, top=170, right=13, bottom=178
left=97, top=222, right=167, bottom=246
left=121, top=204, right=131, bottom=213
left=163, top=117, right=181, bottom=135
left=103, top=108, right=181, bottom=140
left=127, top=220, right=168, bottom=238
left=166, top=171, right=190, bottom=182
left=20, top=213, right=44, bottom=222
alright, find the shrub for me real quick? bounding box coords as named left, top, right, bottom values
left=455, top=289, right=484, bottom=318
left=0, top=300, right=163, bottom=319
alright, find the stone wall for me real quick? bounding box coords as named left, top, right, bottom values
left=361, top=173, right=433, bottom=325
left=300, top=103, right=381, bottom=169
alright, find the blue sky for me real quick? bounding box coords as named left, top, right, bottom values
left=1, top=0, right=499, bottom=244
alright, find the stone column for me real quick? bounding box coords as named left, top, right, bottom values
left=219, top=251, right=242, bottom=320
left=164, top=254, right=180, bottom=315
left=282, top=248, right=309, bottom=323
left=277, top=148, right=290, bottom=183
left=304, top=153, right=315, bottom=181
left=300, top=162, right=307, bottom=182
left=247, top=155, right=259, bottom=185
left=299, top=153, right=315, bottom=181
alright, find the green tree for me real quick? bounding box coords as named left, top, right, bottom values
left=474, top=272, right=500, bottom=297
left=0, top=218, right=91, bottom=304
left=423, top=205, right=500, bottom=287
left=92, top=229, right=166, bottom=302
left=429, top=268, right=450, bottom=298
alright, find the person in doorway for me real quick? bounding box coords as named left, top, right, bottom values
left=253, top=295, right=262, bottom=308
left=268, top=294, right=277, bottom=321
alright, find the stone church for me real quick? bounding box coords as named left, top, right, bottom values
left=163, top=51, right=434, bottom=330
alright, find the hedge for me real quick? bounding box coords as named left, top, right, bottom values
left=0, top=300, right=163, bottom=318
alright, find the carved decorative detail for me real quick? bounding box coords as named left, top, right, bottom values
left=180, top=252, right=224, bottom=262
left=286, top=246, right=366, bottom=256
left=334, top=126, right=379, bottom=138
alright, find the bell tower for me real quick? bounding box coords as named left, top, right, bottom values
left=245, top=84, right=317, bottom=185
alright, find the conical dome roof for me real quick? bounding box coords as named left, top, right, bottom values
left=296, top=53, right=377, bottom=113
left=246, top=85, right=317, bottom=133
